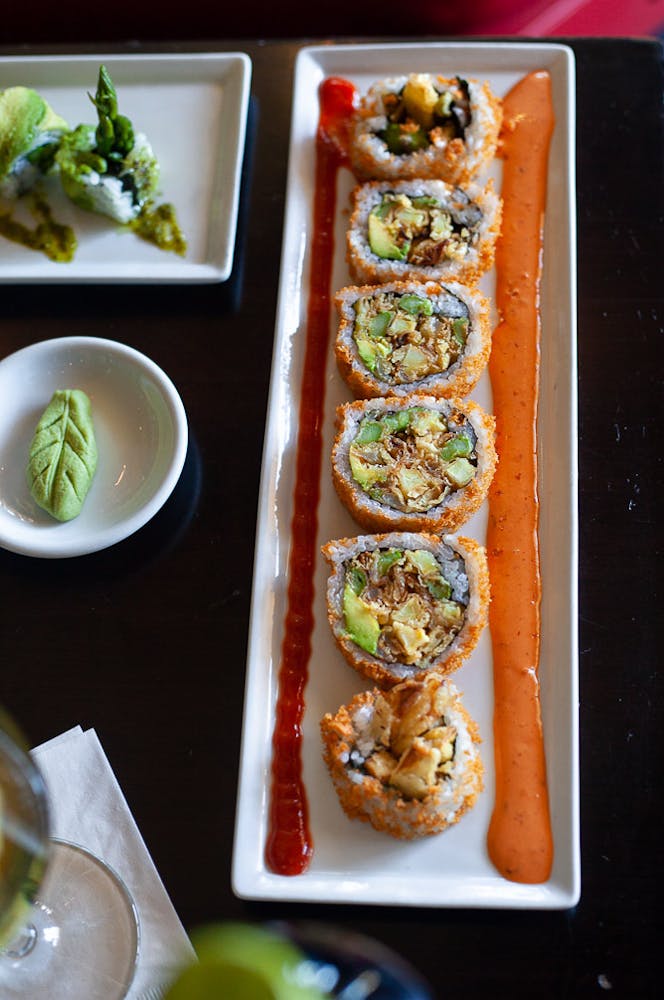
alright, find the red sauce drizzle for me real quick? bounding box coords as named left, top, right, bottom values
left=487, top=71, right=555, bottom=883
left=265, top=78, right=356, bottom=875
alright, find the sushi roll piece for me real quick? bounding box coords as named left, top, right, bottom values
left=334, top=279, right=491, bottom=399
left=320, top=674, right=483, bottom=839
left=346, top=178, right=501, bottom=286
left=349, top=73, right=502, bottom=184
left=55, top=65, right=160, bottom=224
left=322, top=532, right=489, bottom=687
left=0, top=87, right=68, bottom=198
left=331, top=395, right=496, bottom=534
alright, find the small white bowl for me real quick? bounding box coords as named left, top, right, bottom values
left=0, top=337, right=188, bottom=558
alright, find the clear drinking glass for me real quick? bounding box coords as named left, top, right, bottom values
left=0, top=714, right=140, bottom=999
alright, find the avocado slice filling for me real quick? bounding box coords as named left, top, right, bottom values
left=352, top=289, right=468, bottom=383
left=348, top=406, right=478, bottom=513
left=376, top=75, right=472, bottom=156
left=342, top=547, right=466, bottom=665
left=368, top=191, right=478, bottom=266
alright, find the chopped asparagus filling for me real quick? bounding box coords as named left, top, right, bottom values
left=348, top=406, right=477, bottom=513
left=377, top=74, right=471, bottom=156
left=352, top=289, right=469, bottom=383
left=351, top=679, right=458, bottom=801
left=368, top=191, right=478, bottom=265
left=343, top=547, right=466, bottom=665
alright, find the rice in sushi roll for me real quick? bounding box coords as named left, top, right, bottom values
left=334, top=279, right=491, bottom=399
left=331, top=395, right=496, bottom=534
left=349, top=73, right=502, bottom=184
left=322, top=532, right=489, bottom=687
left=346, top=178, right=501, bottom=286
left=320, top=674, right=483, bottom=839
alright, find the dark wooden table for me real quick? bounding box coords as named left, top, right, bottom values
left=1, top=36, right=662, bottom=999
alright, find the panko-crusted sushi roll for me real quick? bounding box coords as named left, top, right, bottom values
left=321, top=674, right=483, bottom=839
left=350, top=73, right=502, bottom=184
left=346, top=178, right=501, bottom=286
left=334, top=279, right=491, bottom=399
left=331, top=395, right=496, bottom=534
left=322, top=532, right=489, bottom=687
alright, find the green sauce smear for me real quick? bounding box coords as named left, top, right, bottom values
left=0, top=190, right=76, bottom=262
left=130, top=201, right=187, bottom=256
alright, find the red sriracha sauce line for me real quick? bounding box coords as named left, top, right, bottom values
left=265, top=78, right=355, bottom=876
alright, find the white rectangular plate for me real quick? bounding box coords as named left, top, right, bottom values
left=233, top=42, right=579, bottom=909
left=0, top=52, right=251, bottom=282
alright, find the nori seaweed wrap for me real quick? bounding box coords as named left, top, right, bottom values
left=322, top=532, right=489, bottom=687
left=349, top=73, right=502, bottom=184
left=346, top=178, right=501, bottom=286
left=331, top=395, right=496, bottom=534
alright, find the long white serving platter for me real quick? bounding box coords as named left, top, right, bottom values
left=233, top=42, right=579, bottom=909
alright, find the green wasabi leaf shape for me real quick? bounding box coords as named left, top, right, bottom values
left=26, top=389, right=97, bottom=522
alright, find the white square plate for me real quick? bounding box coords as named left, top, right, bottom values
left=0, top=52, right=251, bottom=282
left=233, top=42, right=579, bottom=909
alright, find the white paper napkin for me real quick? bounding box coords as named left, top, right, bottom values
left=31, top=726, right=195, bottom=998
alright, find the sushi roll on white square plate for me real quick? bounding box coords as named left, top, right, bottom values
left=55, top=65, right=160, bottom=225
left=0, top=86, right=67, bottom=198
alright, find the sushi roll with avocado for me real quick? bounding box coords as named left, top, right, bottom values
left=350, top=73, right=502, bottom=184
left=331, top=396, right=496, bottom=534
left=346, top=178, right=501, bottom=286
left=322, top=532, right=489, bottom=687
left=55, top=65, right=159, bottom=224
left=0, top=87, right=68, bottom=198
left=320, top=674, right=483, bottom=840
left=334, top=279, right=491, bottom=400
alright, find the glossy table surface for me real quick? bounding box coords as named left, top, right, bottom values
left=1, top=36, right=662, bottom=998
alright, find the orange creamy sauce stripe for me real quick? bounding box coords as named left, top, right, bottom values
left=487, top=70, right=555, bottom=883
